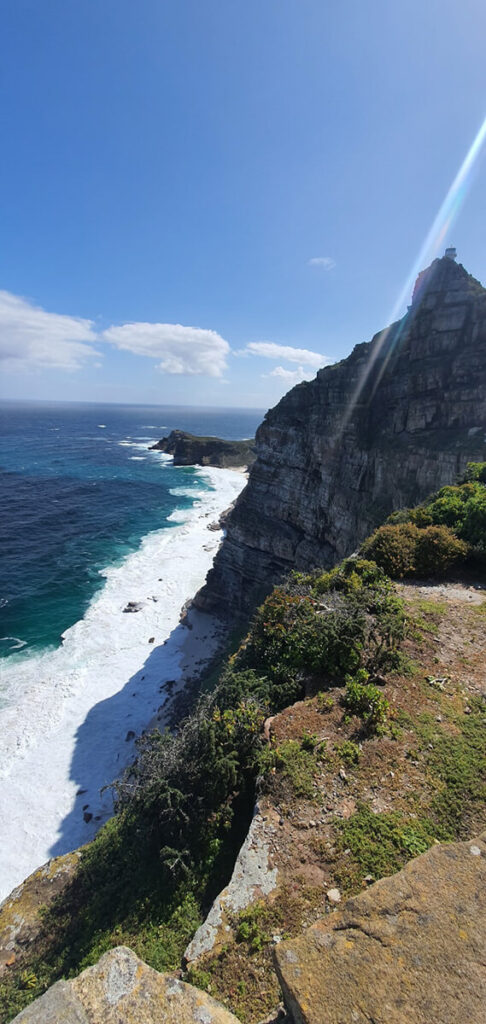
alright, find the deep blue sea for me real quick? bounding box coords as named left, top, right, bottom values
left=0, top=401, right=263, bottom=661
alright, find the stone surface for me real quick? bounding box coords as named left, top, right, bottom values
left=196, top=257, right=486, bottom=615
left=12, top=946, right=241, bottom=1023
left=149, top=430, right=256, bottom=468
left=274, top=832, right=486, bottom=1024
left=0, top=851, right=81, bottom=975
left=184, top=807, right=278, bottom=964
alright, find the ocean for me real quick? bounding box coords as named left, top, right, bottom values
left=0, top=401, right=263, bottom=900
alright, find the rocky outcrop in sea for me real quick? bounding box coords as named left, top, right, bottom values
left=149, top=430, right=256, bottom=468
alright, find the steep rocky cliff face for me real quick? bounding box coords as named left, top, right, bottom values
left=196, top=256, right=486, bottom=614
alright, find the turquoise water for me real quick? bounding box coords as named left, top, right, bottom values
left=0, top=402, right=262, bottom=660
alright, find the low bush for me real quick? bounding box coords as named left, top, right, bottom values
left=414, top=525, right=467, bottom=575
left=258, top=736, right=327, bottom=799
left=382, top=463, right=486, bottom=562
left=335, top=739, right=361, bottom=766
left=335, top=802, right=438, bottom=886
left=343, top=669, right=389, bottom=733
left=361, top=524, right=419, bottom=577
left=362, top=522, right=468, bottom=578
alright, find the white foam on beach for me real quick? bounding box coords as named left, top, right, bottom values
left=0, top=467, right=246, bottom=902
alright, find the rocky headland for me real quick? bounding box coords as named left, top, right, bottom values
left=196, top=256, right=486, bottom=615
left=150, top=430, right=256, bottom=469
left=1, top=253, right=485, bottom=1024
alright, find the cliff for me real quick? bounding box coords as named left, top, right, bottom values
left=149, top=430, right=256, bottom=468
left=196, top=256, right=486, bottom=615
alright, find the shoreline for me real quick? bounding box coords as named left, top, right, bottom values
left=0, top=466, right=246, bottom=902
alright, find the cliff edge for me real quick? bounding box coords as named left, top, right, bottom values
left=196, top=256, right=486, bottom=615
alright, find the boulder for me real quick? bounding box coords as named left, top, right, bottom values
left=12, top=945, right=241, bottom=1023
left=274, top=833, right=486, bottom=1023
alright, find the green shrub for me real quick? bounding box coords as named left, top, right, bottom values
left=464, top=461, right=486, bottom=484
left=361, top=523, right=419, bottom=577
left=362, top=522, right=468, bottom=578
left=343, top=670, right=389, bottom=733
left=383, top=467, right=486, bottom=560
left=235, top=588, right=366, bottom=692
left=236, top=903, right=270, bottom=952
left=259, top=736, right=326, bottom=799
left=236, top=568, right=406, bottom=695
left=414, top=525, right=468, bottom=575
left=312, top=558, right=388, bottom=595
left=335, top=740, right=361, bottom=766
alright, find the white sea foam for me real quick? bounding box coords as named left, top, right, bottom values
left=129, top=456, right=146, bottom=461
left=118, top=440, right=155, bottom=452
left=0, top=637, right=27, bottom=652
left=0, top=467, right=245, bottom=901
left=169, top=486, right=205, bottom=498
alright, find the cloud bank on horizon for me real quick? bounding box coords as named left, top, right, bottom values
left=0, top=289, right=330, bottom=396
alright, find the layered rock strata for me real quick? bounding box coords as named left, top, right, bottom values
left=196, top=257, right=486, bottom=615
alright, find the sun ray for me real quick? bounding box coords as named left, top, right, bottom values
left=336, top=114, right=486, bottom=441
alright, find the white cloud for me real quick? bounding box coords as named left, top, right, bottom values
left=102, top=322, right=230, bottom=377
left=308, top=256, right=336, bottom=270
left=0, top=290, right=100, bottom=372
left=267, top=365, right=315, bottom=386
left=243, top=340, right=326, bottom=369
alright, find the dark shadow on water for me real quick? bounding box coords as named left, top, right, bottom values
left=48, top=609, right=220, bottom=860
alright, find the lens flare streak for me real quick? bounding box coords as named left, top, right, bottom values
left=337, top=114, right=486, bottom=439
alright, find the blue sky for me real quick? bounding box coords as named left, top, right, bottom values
left=1, top=0, right=486, bottom=409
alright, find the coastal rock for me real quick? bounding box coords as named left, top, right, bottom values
left=274, top=832, right=486, bottom=1024
left=184, top=808, right=278, bottom=964
left=0, top=851, right=81, bottom=975
left=11, top=945, right=241, bottom=1023
left=150, top=430, right=256, bottom=469
left=196, top=256, right=486, bottom=615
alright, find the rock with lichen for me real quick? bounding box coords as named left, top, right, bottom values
left=11, top=946, right=241, bottom=1023
left=274, top=832, right=486, bottom=1024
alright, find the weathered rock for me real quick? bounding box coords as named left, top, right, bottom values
left=150, top=430, right=256, bottom=468
left=274, top=832, right=486, bottom=1024
left=196, top=256, right=486, bottom=615
left=184, top=808, right=278, bottom=964
left=0, top=851, right=81, bottom=975
left=12, top=945, right=241, bottom=1023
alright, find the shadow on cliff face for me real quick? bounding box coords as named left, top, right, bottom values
left=48, top=609, right=222, bottom=860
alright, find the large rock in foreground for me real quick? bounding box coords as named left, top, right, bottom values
left=12, top=946, right=240, bottom=1024
left=275, top=832, right=486, bottom=1024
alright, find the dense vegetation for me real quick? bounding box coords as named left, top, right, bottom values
left=1, top=465, right=485, bottom=1022
left=362, top=462, right=486, bottom=577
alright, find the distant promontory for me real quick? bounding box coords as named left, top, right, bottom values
left=149, top=430, right=256, bottom=469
